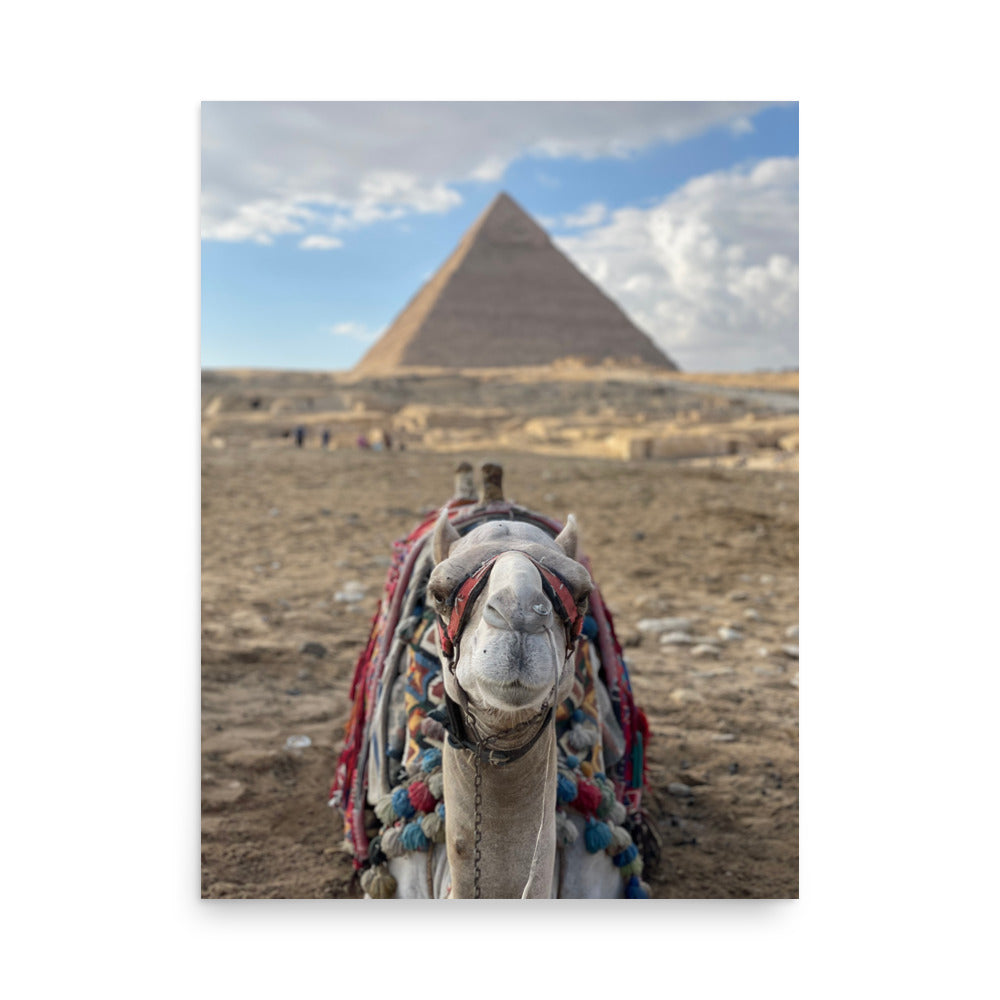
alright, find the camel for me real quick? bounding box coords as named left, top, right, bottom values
left=331, top=463, right=654, bottom=898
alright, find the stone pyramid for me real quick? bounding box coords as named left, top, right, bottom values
left=354, top=192, right=678, bottom=372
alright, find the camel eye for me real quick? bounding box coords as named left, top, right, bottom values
left=428, top=582, right=450, bottom=608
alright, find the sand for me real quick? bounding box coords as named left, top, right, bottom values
left=201, top=370, right=798, bottom=898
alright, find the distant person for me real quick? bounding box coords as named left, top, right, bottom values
left=357, top=434, right=370, bottom=450
left=383, top=429, right=393, bottom=452
left=295, top=425, right=306, bottom=448
left=322, top=429, right=331, bottom=449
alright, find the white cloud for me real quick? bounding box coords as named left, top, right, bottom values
left=560, top=202, right=608, bottom=229
left=331, top=322, right=381, bottom=344
left=299, top=234, right=343, bottom=250
left=555, top=157, right=799, bottom=371
left=201, top=101, right=781, bottom=247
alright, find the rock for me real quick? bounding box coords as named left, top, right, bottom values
left=632, top=594, right=671, bottom=615
left=296, top=668, right=311, bottom=681
left=790, top=673, right=799, bottom=688
left=638, top=616, right=693, bottom=635
left=743, top=608, right=762, bottom=622
left=669, top=687, right=704, bottom=705
left=711, top=733, right=737, bottom=742
left=667, top=782, right=693, bottom=797
left=691, top=643, right=721, bottom=658
left=285, top=688, right=302, bottom=697
left=718, top=626, right=743, bottom=642
left=299, top=641, right=327, bottom=658
left=756, top=647, right=769, bottom=657
left=782, top=644, right=799, bottom=659
left=785, top=624, right=799, bottom=639
left=285, top=735, right=312, bottom=750
left=660, top=631, right=695, bottom=645
left=729, top=591, right=750, bottom=602
left=619, top=628, right=642, bottom=648
left=268, top=508, right=280, bottom=517
left=334, top=582, right=365, bottom=603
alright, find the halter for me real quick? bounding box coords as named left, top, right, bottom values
left=437, top=553, right=584, bottom=663
left=435, top=551, right=585, bottom=767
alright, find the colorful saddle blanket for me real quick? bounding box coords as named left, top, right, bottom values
left=329, top=499, right=652, bottom=896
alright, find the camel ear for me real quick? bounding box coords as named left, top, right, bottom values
left=553, top=514, right=579, bottom=560
left=432, top=510, right=461, bottom=565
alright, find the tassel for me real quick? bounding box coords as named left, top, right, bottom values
left=408, top=780, right=437, bottom=813
left=401, top=820, right=430, bottom=852
left=427, top=771, right=444, bottom=799
left=555, top=811, right=578, bottom=847
left=420, top=747, right=442, bottom=772
left=391, top=786, right=415, bottom=819
left=366, top=866, right=397, bottom=899
left=609, top=800, right=627, bottom=825
left=584, top=818, right=613, bottom=854
left=374, top=793, right=397, bottom=826
left=420, top=810, right=446, bottom=844
left=380, top=825, right=406, bottom=858
left=620, top=856, right=644, bottom=878
left=612, top=844, right=639, bottom=868
left=595, top=783, right=617, bottom=819
left=574, top=779, right=602, bottom=816
left=608, top=825, right=633, bottom=853
left=556, top=773, right=578, bottom=803
left=624, top=875, right=650, bottom=899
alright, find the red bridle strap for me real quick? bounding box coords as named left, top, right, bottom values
left=437, top=554, right=584, bottom=661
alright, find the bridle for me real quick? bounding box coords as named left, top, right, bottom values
left=438, top=552, right=584, bottom=665
left=434, top=551, right=586, bottom=898
left=436, top=552, right=584, bottom=765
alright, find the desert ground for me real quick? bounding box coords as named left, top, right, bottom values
left=201, top=366, right=798, bottom=898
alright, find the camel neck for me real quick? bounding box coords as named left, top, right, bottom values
left=443, top=725, right=557, bottom=898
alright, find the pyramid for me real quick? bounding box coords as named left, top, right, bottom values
left=354, top=192, right=678, bottom=372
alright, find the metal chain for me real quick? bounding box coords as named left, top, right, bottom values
left=473, top=750, right=483, bottom=898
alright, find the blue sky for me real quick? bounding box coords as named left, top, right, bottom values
left=201, top=102, right=798, bottom=372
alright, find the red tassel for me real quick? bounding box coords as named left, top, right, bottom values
left=574, top=778, right=602, bottom=816
left=408, top=779, right=438, bottom=813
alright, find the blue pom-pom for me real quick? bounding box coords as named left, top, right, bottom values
left=565, top=753, right=580, bottom=769
left=582, top=615, right=599, bottom=639
left=613, top=844, right=639, bottom=867
left=584, top=819, right=613, bottom=854
left=556, top=773, right=578, bottom=803
left=401, top=821, right=430, bottom=851
left=392, top=786, right=416, bottom=819
left=421, top=747, right=442, bottom=772
left=571, top=708, right=585, bottom=723
left=625, top=875, right=649, bottom=899
left=436, top=801, right=446, bottom=819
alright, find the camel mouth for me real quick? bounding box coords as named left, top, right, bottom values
left=479, top=676, right=550, bottom=710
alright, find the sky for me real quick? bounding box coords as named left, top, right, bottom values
left=201, top=101, right=798, bottom=372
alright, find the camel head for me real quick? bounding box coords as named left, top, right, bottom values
left=427, top=514, right=593, bottom=727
